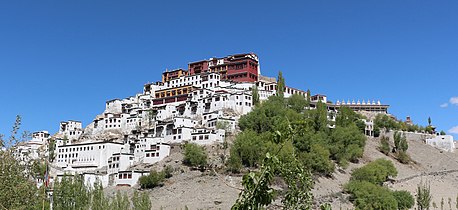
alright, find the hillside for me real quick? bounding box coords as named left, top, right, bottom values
left=314, top=134, right=458, bottom=209
left=101, top=132, right=458, bottom=209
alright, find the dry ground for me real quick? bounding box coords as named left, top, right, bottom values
left=106, top=136, right=458, bottom=209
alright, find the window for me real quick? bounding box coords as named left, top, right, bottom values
left=119, top=174, right=122, bottom=179
left=146, top=153, right=150, bottom=157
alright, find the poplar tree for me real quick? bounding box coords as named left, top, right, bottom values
left=276, top=71, right=285, bottom=97
left=132, top=191, right=152, bottom=210
left=252, top=85, right=260, bottom=106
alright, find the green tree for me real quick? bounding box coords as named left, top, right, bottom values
left=91, top=181, right=110, bottom=210
left=336, top=106, right=364, bottom=128
left=0, top=151, right=41, bottom=209
left=428, top=117, right=432, bottom=126
left=232, top=130, right=313, bottom=210
left=48, top=138, right=56, bottom=161
left=139, top=169, right=165, bottom=189
left=276, top=71, right=285, bottom=97
left=345, top=181, right=398, bottom=210
left=109, top=191, right=130, bottom=210
left=393, top=190, right=415, bottom=210
left=306, top=89, right=311, bottom=107
left=0, top=115, right=43, bottom=209
left=252, top=85, right=260, bottom=106
left=350, top=159, right=397, bottom=185
left=417, top=180, right=432, bottom=210
left=379, top=136, right=391, bottom=155
left=229, top=130, right=270, bottom=168
left=287, top=94, right=307, bottom=113
left=394, top=131, right=408, bottom=152
left=132, top=191, right=152, bottom=210
left=329, top=125, right=366, bottom=167
left=183, top=143, right=207, bottom=168
left=374, top=114, right=401, bottom=132
left=440, top=130, right=446, bottom=135
left=53, top=175, right=90, bottom=210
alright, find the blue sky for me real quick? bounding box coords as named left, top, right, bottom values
left=0, top=1, right=457, bottom=139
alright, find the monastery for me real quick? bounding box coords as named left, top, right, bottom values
left=13, top=52, right=391, bottom=188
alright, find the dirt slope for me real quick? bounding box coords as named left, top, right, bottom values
left=314, top=136, right=458, bottom=209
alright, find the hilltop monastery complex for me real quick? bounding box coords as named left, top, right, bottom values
left=16, top=52, right=449, bottom=189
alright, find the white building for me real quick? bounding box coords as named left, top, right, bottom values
left=59, top=120, right=83, bottom=140
left=426, top=135, right=455, bottom=152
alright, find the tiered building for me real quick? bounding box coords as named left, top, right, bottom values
left=13, top=52, right=392, bottom=188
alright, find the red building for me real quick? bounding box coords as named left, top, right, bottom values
left=188, top=53, right=260, bottom=83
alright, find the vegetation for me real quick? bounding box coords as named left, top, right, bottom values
left=417, top=180, right=432, bottom=210
left=139, top=166, right=173, bottom=189
left=393, top=190, right=415, bottom=210
left=54, top=175, right=152, bottom=210
left=183, top=143, right=208, bottom=168
left=379, top=135, right=391, bottom=155
left=276, top=71, right=285, bottom=97
left=0, top=115, right=47, bottom=210
left=232, top=130, right=313, bottom=209
left=139, top=169, right=165, bottom=189
left=233, top=93, right=367, bottom=176
left=350, top=159, right=397, bottom=185
left=232, top=74, right=369, bottom=208
left=53, top=175, right=91, bottom=209
left=251, top=85, right=260, bottom=106
left=132, top=191, right=152, bottom=210
left=345, top=159, right=414, bottom=210
left=374, top=114, right=427, bottom=134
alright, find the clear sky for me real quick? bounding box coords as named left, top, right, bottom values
left=1, top=1, right=457, bottom=139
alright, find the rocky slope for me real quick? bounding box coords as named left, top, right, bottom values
left=105, top=134, right=458, bottom=209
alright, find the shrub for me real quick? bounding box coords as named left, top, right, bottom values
left=229, top=130, right=270, bottom=167
left=416, top=180, right=432, bottom=210
left=378, top=136, right=390, bottom=155
left=329, top=125, right=366, bottom=166
left=299, top=143, right=335, bottom=176
left=163, top=165, right=173, bottom=178
left=393, top=190, right=415, bottom=210
left=139, top=170, right=165, bottom=189
left=396, top=151, right=410, bottom=164
left=227, top=151, right=242, bottom=173
left=350, top=159, right=397, bottom=185
left=183, top=143, right=207, bottom=168
left=345, top=181, right=398, bottom=210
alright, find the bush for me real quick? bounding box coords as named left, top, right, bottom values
left=379, top=136, right=390, bottom=155
left=350, top=159, right=397, bottom=185
left=229, top=131, right=270, bottom=167
left=345, top=181, right=398, bottom=210
left=139, top=170, right=165, bottom=189
left=396, top=151, right=410, bottom=164
left=163, top=165, right=173, bottom=178
left=183, top=143, right=207, bottom=168
left=393, top=190, right=415, bottom=210
left=329, top=125, right=366, bottom=166
left=227, top=152, right=242, bottom=173
left=299, top=143, right=335, bottom=176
